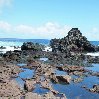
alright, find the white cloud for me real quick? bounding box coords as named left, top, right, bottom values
left=83, top=27, right=99, bottom=41
left=15, top=25, right=34, bottom=34
left=1, top=20, right=99, bottom=40
left=0, top=21, right=12, bottom=32
left=0, top=0, right=12, bottom=7
left=0, top=0, right=13, bottom=13
left=14, top=22, right=71, bottom=39
left=92, top=27, right=99, bottom=33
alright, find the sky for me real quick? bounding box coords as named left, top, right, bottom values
left=0, top=0, right=99, bottom=40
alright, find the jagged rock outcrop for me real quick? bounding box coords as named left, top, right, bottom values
left=50, top=28, right=96, bottom=52
left=21, top=42, right=44, bottom=51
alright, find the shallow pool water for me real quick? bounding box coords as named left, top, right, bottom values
left=15, top=63, right=99, bottom=98
left=19, top=68, right=34, bottom=79
left=52, top=64, right=99, bottom=99
left=85, top=64, right=99, bottom=72
left=33, top=84, right=50, bottom=94
left=52, top=82, right=99, bottom=99
left=55, top=69, right=67, bottom=75
left=17, top=63, right=27, bottom=67
left=15, top=77, right=25, bottom=89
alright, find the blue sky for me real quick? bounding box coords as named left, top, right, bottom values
left=0, top=0, right=99, bottom=40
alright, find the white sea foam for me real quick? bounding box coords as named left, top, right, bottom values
left=86, top=52, right=99, bottom=56
left=0, top=41, right=22, bottom=53
left=0, top=46, right=21, bottom=53
left=43, top=46, right=52, bottom=52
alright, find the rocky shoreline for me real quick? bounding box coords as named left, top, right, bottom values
left=0, top=28, right=99, bottom=99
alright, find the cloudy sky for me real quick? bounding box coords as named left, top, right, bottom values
left=0, top=0, right=99, bottom=40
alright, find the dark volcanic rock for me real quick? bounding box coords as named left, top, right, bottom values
left=21, top=42, right=44, bottom=51
left=3, top=51, right=22, bottom=62
left=50, top=28, right=96, bottom=53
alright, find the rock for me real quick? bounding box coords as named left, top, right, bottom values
left=41, top=80, right=59, bottom=94
left=24, top=92, right=42, bottom=99
left=86, top=55, right=99, bottom=63
left=0, top=46, right=6, bottom=49
left=56, top=75, right=71, bottom=84
left=3, top=51, right=21, bottom=62
left=50, top=28, right=96, bottom=53
left=25, top=92, right=67, bottom=99
left=24, top=79, right=36, bottom=91
left=64, top=65, right=85, bottom=72
left=73, top=77, right=83, bottom=83
left=89, top=84, right=99, bottom=93
left=0, top=63, right=20, bottom=81
left=50, top=73, right=59, bottom=83
left=43, top=92, right=67, bottom=99
left=73, top=71, right=84, bottom=76
left=50, top=74, right=71, bottom=84
left=0, top=80, right=21, bottom=98
left=21, top=42, right=44, bottom=51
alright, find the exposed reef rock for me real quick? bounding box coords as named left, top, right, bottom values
left=50, top=28, right=96, bottom=53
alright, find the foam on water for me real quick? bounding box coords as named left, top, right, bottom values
left=0, top=41, right=22, bottom=53
left=86, top=52, right=99, bottom=56
left=0, top=46, right=21, bottom=53
left=43, top=46, right=52, bottom=52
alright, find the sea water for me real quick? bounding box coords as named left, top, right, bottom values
left=0, top=38, right=50, bottom=53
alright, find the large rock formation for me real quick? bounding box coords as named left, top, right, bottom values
left=50, top=28, right=96, bottom=52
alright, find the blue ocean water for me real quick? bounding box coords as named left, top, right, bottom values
left=0, top=38, right=98, bottom=47
left=90, top=41, right=99, bottom=46
left=0, top=38, right=50, bottom=46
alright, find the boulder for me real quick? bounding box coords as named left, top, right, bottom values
left=24, top=79, right=36, bottom=91
left=50, top=74, right=71, bottom=84
left=89, top=84, right=99, bottom=93
left=21, top=42, right=43, bottom=51
left=56, top=75, right=71, bottom=84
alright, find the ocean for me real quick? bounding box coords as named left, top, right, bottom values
left=0, top=38, right=99, bottom=54
left=0, top=38, right=50, bottom=46
left=0, top=38, right=50, bottom=53
left=0, top=38, right=98, bottom=47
